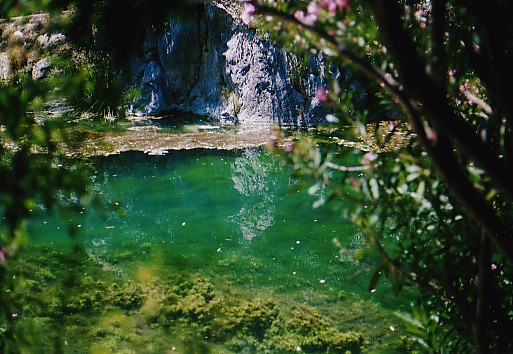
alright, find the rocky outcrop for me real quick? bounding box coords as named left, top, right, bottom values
left=129, top=3, right=327, bottom=126
left=0, top=14, right=69, bottom=81
left=1, top=6, right=329, bottom=127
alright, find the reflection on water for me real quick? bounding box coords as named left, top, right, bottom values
left=28, top=147, right=379, bottom=288
left=230, top=148, right=277, bottom=241
left=21, top=147, right=413, bottom=352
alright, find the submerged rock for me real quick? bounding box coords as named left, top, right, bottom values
left=64, top=125, right=274, bottom=157
left=129, top=2, right=326, bottom=127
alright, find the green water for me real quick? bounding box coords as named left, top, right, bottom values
left=17, top=147, right=413, bottom=353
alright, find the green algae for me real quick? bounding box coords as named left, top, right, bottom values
left=263, top=304, right=363, bottom=353
left=9, top=244, right=413, bottom=353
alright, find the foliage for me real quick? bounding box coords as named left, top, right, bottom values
left=56, top=52, right=130, bottom=118
left=1, top=5, right=94, bottom=352
left=246, top=0, right=513, bottom=352
left=0, top=74, right=95, bottom=352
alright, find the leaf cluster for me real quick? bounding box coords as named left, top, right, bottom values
left=251, top=0, right=513, bottom=351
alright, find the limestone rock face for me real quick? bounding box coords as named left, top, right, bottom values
left=0, top=7, right=327, bottom=126
left=158, top=18, right=202, bottom=101
left=130, top=3, right=325, bottom=126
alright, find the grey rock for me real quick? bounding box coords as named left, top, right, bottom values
left=157, top=18, right=202, bottom=101
left=32, top=58, right=51, bottom=80
left=1, top=14, right=69, bottom=81
left=38, top=33, right=66, bottom=49
left=130, top=3, right=326, bottom=126
left=0, top=52, right=10, bottom=80
left=139, top=61, right=170, bottom=115
left=224, top=31, right=303, bottom=125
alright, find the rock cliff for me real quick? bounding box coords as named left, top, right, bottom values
left=129, top=2, right=326, bottom=126
left=0, top=5, right=328, bottom=127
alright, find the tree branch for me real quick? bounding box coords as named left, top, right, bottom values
left=250, top=1, right=513, bottom=261
left=431, top=0, right=448, bottom=88
left=366, top=0, right=513, bottom=260
left=368, top=0, right=513, bottom=201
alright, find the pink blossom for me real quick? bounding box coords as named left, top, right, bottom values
left=294, top=0, right=348, bottom=26
left=307, top=2, right=320, bottom=16
left=315, top=86, right=328, bottom=102
left=414, top=9, right=425, bottom=21
left=0, top=249, right=5, bottom=263
left=294, top=10, right=317, bottom=26
left=319, top=0, right=349, bottom=13
left=350, top=177, right=361, bottom=187
left=241, top=3, right=256, bottom=24
left=424, top=125, right=437, bottom=142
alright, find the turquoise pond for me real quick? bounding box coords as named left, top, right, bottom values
left=18, top=145, right=415, bottom=352
left=30, top=148, right=371, bottom=296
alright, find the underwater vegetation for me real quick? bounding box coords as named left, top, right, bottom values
left=8, top=244, right=410, bottom=353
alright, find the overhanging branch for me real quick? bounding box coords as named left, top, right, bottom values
left=249, top=1, right=513, bottom=261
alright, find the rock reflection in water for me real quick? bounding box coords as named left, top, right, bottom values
left=229, top=148, right=278, bottom=241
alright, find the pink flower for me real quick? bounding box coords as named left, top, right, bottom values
left=315, top=86, right=328, bottom=102
left=350, top=177, right=361, bottom=187
left=241, top=3, right=256, bottom=24
left=294, top=0, right=349, bottom=26
left=0, top=249, right=5, bottom=263
left=294, top=10, right=317, bottom=26
left=424, top=125, right=437, bottom=142
left=307, top=2, right=320, bottom=16
left=319, top=0, right=349, bottom=13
